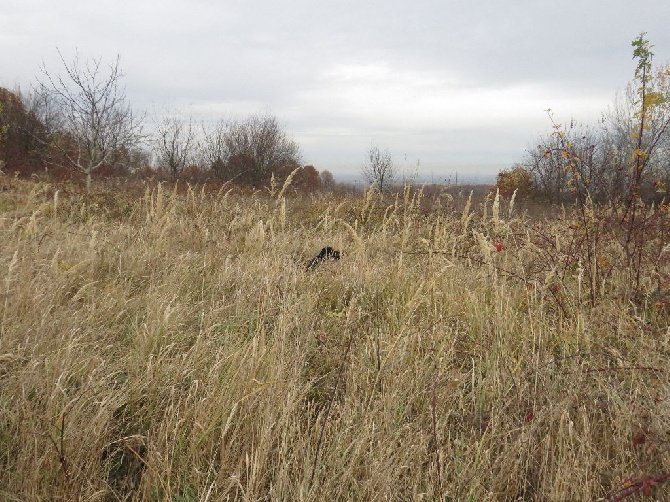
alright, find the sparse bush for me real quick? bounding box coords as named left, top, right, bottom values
left=495, top=164, right=534, bottom=199
left=525, top=34, right=670, bottom=300
left=201, top=113, right=302, bottom=187
left=361, top=143, right=396, bottom=192
left=285, top=164, right=322, bottom=192
left=524, top=36, right=670, bottom=205
left=320, top=169, right=335, bottom=190
left=0, top=87, right=50, bottom=174
left=152, top=114, right=196, bottom=182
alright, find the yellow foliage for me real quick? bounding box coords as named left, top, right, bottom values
left=495, top=165, right=534, bottom=198
left=631, top=148, right=648, bottom=160
left=644, top=91, right=665, bottom=107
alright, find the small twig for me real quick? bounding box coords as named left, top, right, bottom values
left=43, top=385, right=97, bottom=487
left=524, top=351, right=664, bottom=379
left=37, top=232, right=51, bottom=249
left=46, top=406, right=72, bottom=482
left=605, top=472, right=670, bottom=501
left=560, top=365, right=663, bottom=376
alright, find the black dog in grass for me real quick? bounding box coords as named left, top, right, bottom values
left=306, top=246, right=341, bottom=270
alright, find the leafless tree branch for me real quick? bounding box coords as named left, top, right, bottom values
left=38, top=49, right=143, bottom=190
left=362, top=144, right=396, bottom=192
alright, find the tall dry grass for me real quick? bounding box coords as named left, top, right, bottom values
left=0, top=178, right=669, bottom=501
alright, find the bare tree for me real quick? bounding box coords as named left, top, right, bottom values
left=200, top=120, right=232, bottom=180
left=39, top=50, right=142, bottom=190
left=202, top=114, right=301, bottom=186
left=153, top=114, right=195, bottom=181
left=362, top=144, right=396, bottom=192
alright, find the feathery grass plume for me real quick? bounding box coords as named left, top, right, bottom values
left=156, top=181, right=165, bottom=216
left=143, top=185, right=152, bottom=216
left=381, top=204, right=398, bottom=237
left=474, top=230, right=493, bottom=271
left=461, top=190, right=473, bottom=230
left=340, top=219, right=363, bottom=251
left=277, top=197, right=286, bottom=231
left=53, top=190, right=59, bottom=216
left=266, top=218, right=275, bottom=243
left=482, top=190, right=491, bottom=221
left=217, top=180, right=233, bottom=197
left=88, top=230, right=98, bottom=252
left=508, top=188, right=517, bottom=218
left=267, top=172, right=278, bottom=197
left=360, top=184, right=376, bottom=221
left=186, top=183, right=195, bottom=209
left=411, top=184, right=425, bottom=213
left=577, top=258, right=584, bottom=303
left=27, top=209, right=39, bottom=236
left=276, top=166, right=300, bottom=202
left=491, top=188, right=500, bottom=227
left=403, top=184, right=411, bottom=209
left=246, top=219, right=266, bottom=251
left=314, top=206, right=330, bottom=232
left=333, top=200, right=347, bottom=218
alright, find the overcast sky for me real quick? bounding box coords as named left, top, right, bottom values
left=2, top=1, right=670, bottom=179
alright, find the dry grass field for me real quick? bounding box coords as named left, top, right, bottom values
left=1, top=177, right=669, bottom=501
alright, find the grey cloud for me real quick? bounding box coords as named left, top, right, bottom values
left=2, top=0, right=670, bottom=177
